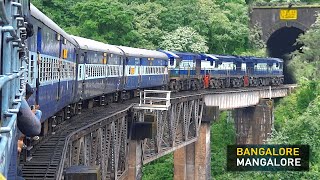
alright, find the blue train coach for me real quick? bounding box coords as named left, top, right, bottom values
left=117, top=46, right=169, bottom=99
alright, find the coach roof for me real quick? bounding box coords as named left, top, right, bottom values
left=117, top=46, right=168, bottom=59
left=71, top=36, right=124, bottom=55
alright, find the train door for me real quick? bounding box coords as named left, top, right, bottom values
left=121, top=56, right=127, bottom=90
left=73, top=49, right=78, bottom=99
left=138, top=58, right=142, bottom=88
left=195, top=58, right=201, bottom=76
left=57, top=37, right=63, bottom=100
left=82, top=52, right=87, bottom=97
left=35, top=27, right=42, bottom=105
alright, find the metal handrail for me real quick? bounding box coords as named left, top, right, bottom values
left=136, top=90, right=171, bottom=110
left=0, top=70, right=25, bottom=89
left=2, top=25, right=20, bottom=40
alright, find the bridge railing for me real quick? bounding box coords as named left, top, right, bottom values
left=0, top=0, right=28, bottom=178
left=136, top=90, right=171, bottom=111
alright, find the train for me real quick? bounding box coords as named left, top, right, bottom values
left=24, top=4, right=284, bottom=136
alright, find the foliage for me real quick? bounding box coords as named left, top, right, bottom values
left=67, top=0, right=136, bottom=45
left=129, top=2, right=167, bottom=49
left=210, top=112, right=236, bottom=177
left=31, top=0, right=252, bottom=54
left=160, top=27, right=209, bottom=53
left=289, top=13, right=320, bottom=82
left=273, top=81, right=319, bottom=129
left=248, top=23, right=265, bottom=50
left=142, top=154, right=173, bottom=180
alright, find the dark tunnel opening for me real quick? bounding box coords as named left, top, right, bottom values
left=267, top=27, right=304, bottom=84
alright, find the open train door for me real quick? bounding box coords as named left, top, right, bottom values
left=35, top=27, right=42, bottom=105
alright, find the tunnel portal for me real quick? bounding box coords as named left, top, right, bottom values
left=267, top=27, right=304, bottom=84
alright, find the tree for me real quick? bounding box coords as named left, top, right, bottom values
left=159, top=26, right=209, bottom=53
left=129, top=2, right=166, bottom=49
left=67, top=0, right=136, bottom=46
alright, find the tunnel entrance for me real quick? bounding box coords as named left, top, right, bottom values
left=267, top=27, right=304, bottom=84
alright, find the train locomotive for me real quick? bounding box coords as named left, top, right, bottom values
left=24, top=3, right=283, bottom=136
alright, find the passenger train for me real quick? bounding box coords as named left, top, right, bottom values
left=25, top=4, right=283, bottom=135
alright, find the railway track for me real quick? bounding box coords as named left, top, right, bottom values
left=20, top=98, right=137, bottom=180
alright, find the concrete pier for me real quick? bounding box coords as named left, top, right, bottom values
left=234, top=99, right=274, bottom=144
left=128, top=140, right=142, bottom=180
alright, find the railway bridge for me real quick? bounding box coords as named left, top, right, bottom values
left=19, top=85, right=296, bottom=180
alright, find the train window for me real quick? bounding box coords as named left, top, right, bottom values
left=30, top=55, right=35, bottom=83
left=79, top=66, right=82, bottom=79
left=210, top=60, right=214, bottom=66
left=169, top=58, right=174, bottom=66
left=56, top=33, right=61, bottom=41
left=215, top=62, right=219, bottom=68
left=52, top=59, right=57, bottom=80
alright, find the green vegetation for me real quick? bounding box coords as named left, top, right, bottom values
left=31, top=0, right=253, bottom=54
left=143, top=155, right=173, bottom=180
left=31, top=0, right=320, bottom=179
